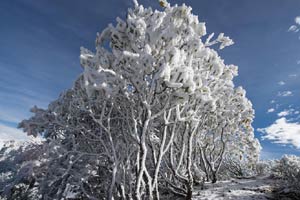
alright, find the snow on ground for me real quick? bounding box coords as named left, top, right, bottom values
left=193, top=176, right=276, bottom=200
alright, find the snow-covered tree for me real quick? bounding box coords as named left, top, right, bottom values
left=0, top=141, right=43, bottom=200
left=17, top=0, right=260, bottom=199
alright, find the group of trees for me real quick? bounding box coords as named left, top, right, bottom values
left=1, top=1, right=261, bottom=199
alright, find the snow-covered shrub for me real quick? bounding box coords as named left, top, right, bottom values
left=272, top=155, right=300, bottom=183
left=271, top=155, right=300, bottom=191
left=17, top=0, right=260, bottom=199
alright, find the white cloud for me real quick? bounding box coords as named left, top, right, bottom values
left=289, top=74, right=297, bottom=77
left=277, top=91, right=293, bottom=97
left=267, top=108, right=275, bottom=113
left=0, top=123, right=30, bottom=147
left=288, top=25, right=298, bottom=32
left=258, top=118, right=300, bottom=148
left=270, top=100, right=276, bottom=104
left=288, top=17, right=300, bottom=32
left=295, top=16, right=300, bottom=25
left=278, top=81, right=285, bottom=85
left=277, top=109, right=293, bottom=117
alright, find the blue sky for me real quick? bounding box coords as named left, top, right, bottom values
left=0, top=0, right=300, bottom=159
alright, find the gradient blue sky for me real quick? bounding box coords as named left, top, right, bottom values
left=0, top=0, right=300, bottom=159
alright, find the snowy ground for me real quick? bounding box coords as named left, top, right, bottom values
left=193, top=176, right=276, bottom=200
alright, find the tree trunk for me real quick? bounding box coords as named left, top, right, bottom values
left=186, top=122, right=196, bottom=200
left=107, top=163, right=117, bottom=200
left=185, top=186, right=193, bottom=200
left=211, top=172, right=217, bottom=184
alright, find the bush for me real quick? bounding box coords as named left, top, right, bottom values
left=271, top=155, right=300, bottom=192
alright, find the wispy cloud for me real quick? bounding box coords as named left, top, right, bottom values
left=278, top=81, right=285, bottom=85
left=267, top=108, right=275, bottom=113
left=289, top=74, right=297, bottom=77
left=288, top=16, right=300, bottom=33
left=0, top=88, right=50, bottom=124
left=0, top=67, right=54, bottom=124
left=0, top=109, right=26, bottom=124
left=288, top=25, right=298, bottom=32
left=277, top=91, right=293, bottom=97
left=258, top=118, right=300, bottom=149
